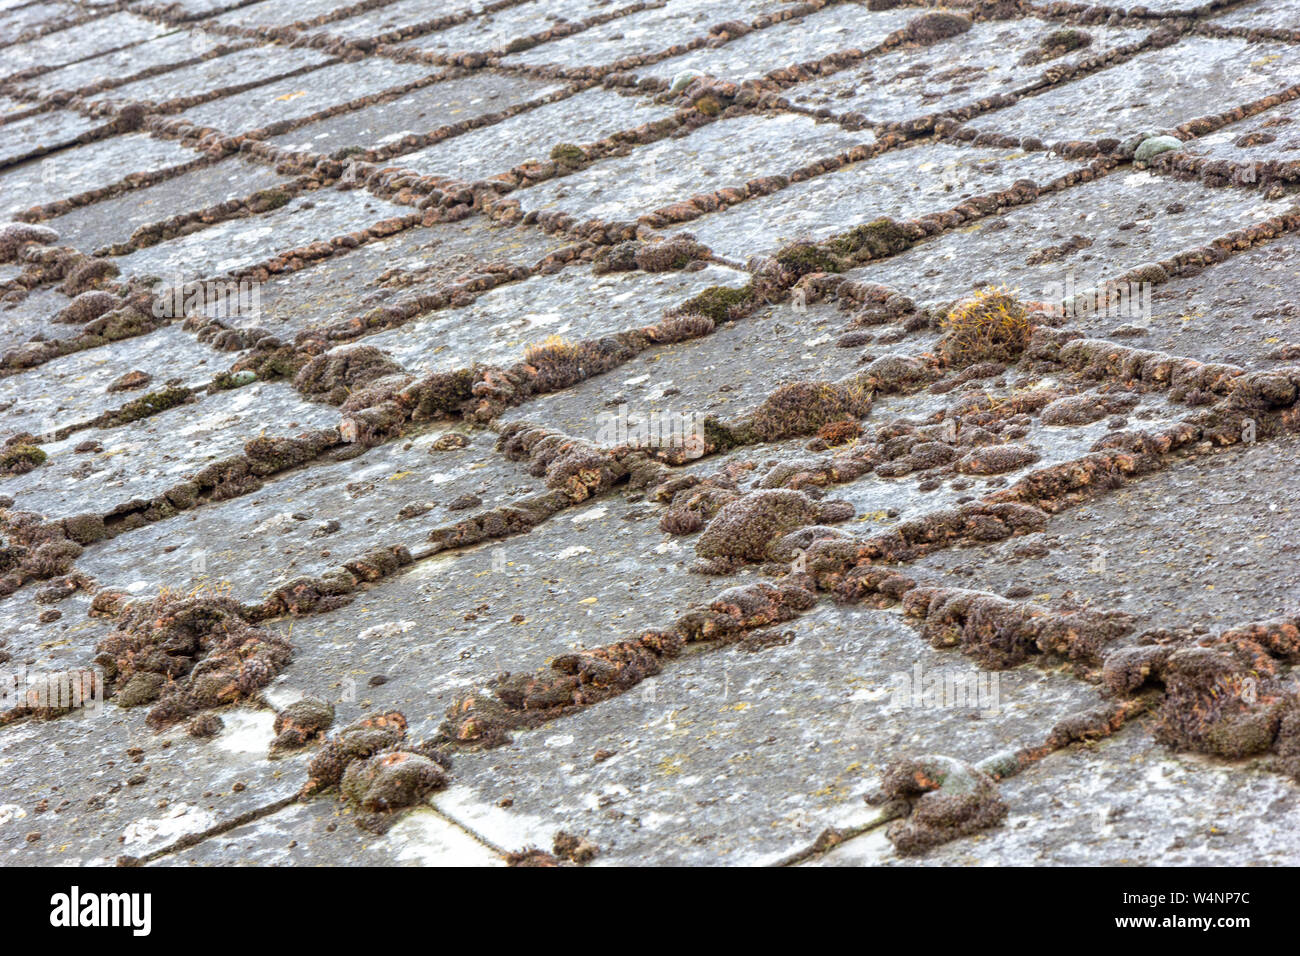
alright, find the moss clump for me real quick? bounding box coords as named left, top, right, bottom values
left=938, top=287, right=1034, bottom=366
left=293, top=345, right=405, bottom=404
left=647, top=313, right=714, bottom=344
left=246, top=348, right=304, bottom=381
left=549, top=143, right=587, bottom=168
left=525, top=336, right=592, bottom=392
left=592, top=241, right=639, bottom=274
left=674, top=283, right=754, bottom=323
left=250, top=188, right=291, bottom=212
left=876, top=755, right=1007, bottom=855
left=211, top=369, right=258, bottom=390
left=404, top=367, right=477, bottom=421
left=103, top=386, right=193, bottom=425
left=693, top=95, right=722, bottom=116
left=774, top=240, right=841, bottom=277
left=340, top=750, right=448, bottom=812
left=634, top=237, right=702, bottom=272
left=748, top=380, right=872, bottom=442
left=703, top=416, right=740, bottom=451
left=905, top=12, right=972, bottom=44
left=0, top=444, right=46, bottom=474
left=1133, top=135, right=1183, bottom=163
left=827, top=217, right=913, bottom=260
left=271, top=696, right=335, bottom=755
left=1042, top=28, right=1091, bottom=53
left=816, top=419, right=862, bottom=446
left=95, top=595, right=290, bottom=728
left=524, top=334, right=582, bottom=368
left=695, top=489, right=853, bottom=563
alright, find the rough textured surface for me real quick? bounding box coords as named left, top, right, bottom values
left=2, top=0, right=1300, bottom=869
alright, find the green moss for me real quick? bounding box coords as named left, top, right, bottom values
left=1042, top=28, right=1091, bottom=53
left=109, top=386, right=192, bottom=424
left=675, top=283, right=754, bottom=323
left=211, top=369, right=257, bottom=390
left=549, top=143, right=587, bottom=168
left=775, top=241, right=841, bottom=276
left=1133, top=135, right=1183, bottom=163
left=251, top=188, right=291, bottom=211
left=0, top=444, right=46, bottom=473
left=248, top=350, right=306, bottom=381
left=694, top=95, right=722, bottom=116
left=827, top=217, right=913, bottom=260
left=703, top=416, right=740, bottom=451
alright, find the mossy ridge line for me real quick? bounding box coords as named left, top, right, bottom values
left=194, top=0, right=537, bottom=61
left=0, top=3, right=122, bottom=57
left=376, top=0, right=670, bottom=67
left=478, top=0, right=837, bottom=84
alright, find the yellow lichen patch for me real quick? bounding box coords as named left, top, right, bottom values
left=524, top=334, right=580, bottom=366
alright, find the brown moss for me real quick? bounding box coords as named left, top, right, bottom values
left=953, top=444, right=1040, bottom=475
left=874, top=754, right=1006, bottom=855
left=1153, top=643, right=1286, bottom=759
left=646, top=313, right=714, bottom=344
left=553, top=831, right=598, bottom=864
left=93, top=595, right=291, bottom=728
left=774, top=240, right=842, bottom=277
left=634, top=236, right=704, bottom=272
left=294, top=346, right=406, bottom=405
left=106, top=369, right=152, bottom=392
left=939, top=287, right=1034, bottom=366
left=672, top=283, right=755, bottom=323
left=905, top=12, right=973, bottom=44
left=0, top=223, right=58, bottom=262
left=271, top=696, right=335, bottom=755
left=0, top=444, right=46, bottom=475
left=305, top=711, right=410, bottom=794
left=696, top=489, right=852, bottom=563
left=816, top=418, right=863, bottom=446
left=745, top=380, right=872, bottom=442
left=340, top=749, right=448, bottom=812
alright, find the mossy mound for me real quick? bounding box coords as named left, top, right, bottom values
left=672, top=283, right=755, bottom=323
left=939, top=287, right=1034, bottom=366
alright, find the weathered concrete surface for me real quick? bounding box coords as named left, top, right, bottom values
left=0, top=133, right=202, bottom=220
left=785, top=18, right=1150, bottom=125
left=961, top=37, right=1300, bottom=144
left=686, top=142, right=1076, bottom=262
left=812, top=721, right=1300, bottom=866
left=514, top=112, right=870, bottom=222
left=45, top=156, right=290, bottom=253
left=360, top=262, right=748, bottom=373
left=392, top=87, right=676, bottom=182
left=845, top=170, right=1295, bottom=308
left=109, top=186, right=409, bottom=280
left=224, top=214, right=569, bottom=336
left=266, top=72, right=566, bottom=156
left=2, top=0, right=1300, bottom=869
